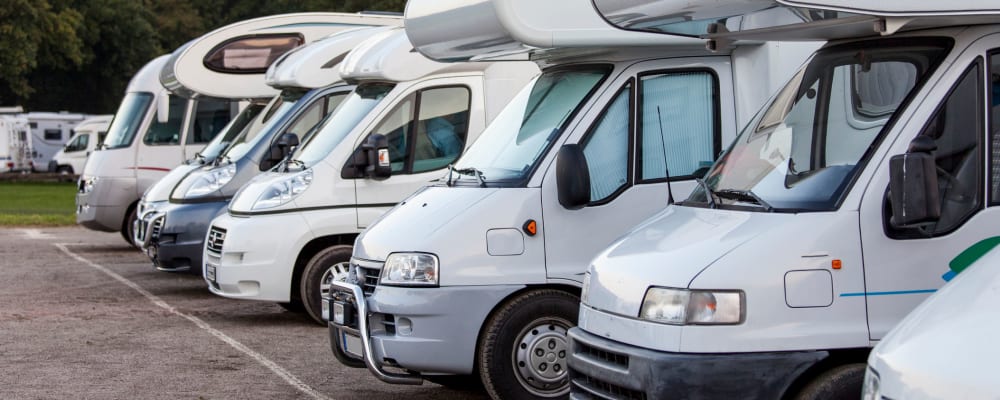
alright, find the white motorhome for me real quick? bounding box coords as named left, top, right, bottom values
left=568, top=1, right=1000, bottom=399
left=50, top=115, right=113, bottom=174
left=0, top=115, right=32, bottom=172
left=202, top=27, right=539, bottom=325
left=863, top=241, right=1000, bottom=400
left=24, top=112, right=90, bottom=170
left=77, top=13, right=377, bottom=244
left=323, top=0, right=817, bottom=398
left=135, top=22, right=400, bottom=274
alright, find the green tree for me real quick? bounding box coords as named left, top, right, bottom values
left=0, top=0, right=83, bottom=100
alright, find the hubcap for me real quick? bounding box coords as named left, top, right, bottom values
left=512, top=317, right=572, bottom=397
left=320, top=261, right=351, bottom=298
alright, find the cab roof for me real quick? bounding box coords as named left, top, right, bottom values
left=265, top=26, right=397, bottom=90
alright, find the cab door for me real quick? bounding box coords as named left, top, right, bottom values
left=183, top=99, right=236, bottom=159
left=135, top=94, right=190, bottom=192
left=541, top=59, right=735, bottom=283
left=353, top=76, right=484, bottom=229
left=859, top=37, right=1000, bottom=339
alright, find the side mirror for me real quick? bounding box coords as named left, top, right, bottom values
left=362, top=133, right=391, bottom=180
left=888, top=136, right=940, bottom=227
left=262, top=133, right=299, bottom=170
left=556, top=144, right=590, bottom=210
left=156, top=94, right=170, bottom=124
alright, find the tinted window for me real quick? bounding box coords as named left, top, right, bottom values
left=44, top=129, right=62, bottom=141
left=103, top=92, right=154, bottom=149
left=412, top=87, right=471, bottom=173
left=188, top=100, right=233, bottom=144
left=143, top=95, right=186, bottom=145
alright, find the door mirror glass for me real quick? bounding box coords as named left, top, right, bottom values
left=888, top=136, right=941, bottom=227
left=556, top=144, right=591, bottom=209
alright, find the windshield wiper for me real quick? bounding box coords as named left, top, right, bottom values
left=715, top=188, right=774, bottom=212
left=446, top=164, right=487, bottom=187
left=694, top=178, right=718, bottom=209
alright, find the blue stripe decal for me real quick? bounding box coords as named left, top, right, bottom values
left=839, top=289, right=937, bottom=297
left=942, top=270, right=958, bottom=282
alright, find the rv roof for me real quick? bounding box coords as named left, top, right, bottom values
left=161, top=13, right=401, bottom=100
left=404, top=0, right=703, bottom=63
left=593, top=0, right=1000, bottom=42
left=127, top=55, right=171, bottom=95
left=265, top=26, right=396, bottom=90
left=339, top=28, right=459, bottom=83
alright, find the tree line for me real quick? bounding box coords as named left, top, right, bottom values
left=0, top=0, right=405, bottom=114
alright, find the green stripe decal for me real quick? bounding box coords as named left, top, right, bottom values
left=945, top=236, right=1000, bottom=281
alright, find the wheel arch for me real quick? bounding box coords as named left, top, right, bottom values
left=290, top=233, right=359, bottom=301
left=780, top=347, right=870, bottom=399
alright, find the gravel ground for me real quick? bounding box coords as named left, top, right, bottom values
left=0, top=227, right=487, bottom=400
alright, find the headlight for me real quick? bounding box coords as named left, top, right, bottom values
left=639, top=287, right=743, bottom=325
left=251, top=169, right=313, bottom=210
left=185, top=164, right=236, bottom=198
left=379, top=253, right=439, bottom=287
left=862, top=367, right=880, bottom=400
left=81, top=176, right=98, bottom=194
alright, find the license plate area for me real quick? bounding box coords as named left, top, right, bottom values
left=341, top=331, right=363, bottom=358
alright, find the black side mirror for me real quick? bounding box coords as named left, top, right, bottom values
left=888, top=135, right=940, bottom=227
left=362, top=134, right=391, bottom=180
left=556, top=144, right=590, bottom=210
left=262, top=133, right=299, bottom=170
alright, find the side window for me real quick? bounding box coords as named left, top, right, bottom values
left=370, top=95, right=415, bottom=173
left=143, top=95, right=186, bottom=145
left=908, top=62, right=983, bottom=236
left=990, top=52, right=1000, bottom=203
left=581, top=83, right=631, bottom=203
left=639, top=71, right=717, bottom=181
left=44, top=129, right=62, bottom=141
left=412, top=86, right=471, bottom=173
left=188, top=100, right=232, bottom=144
left=64, top=136, right=81, bottom=152
left=287, top=100, right=325, bottom=138
left=78, top=134, right=89, bottom=150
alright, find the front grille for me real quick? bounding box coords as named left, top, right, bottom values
left=149, top=216, right=164, bottom=241
left=355, top=266, right=381, bottom=296
left=383, top=314, right=396, bottom=335
left=576, top=341, right=629, bottom=369
left=571, top=373, right=646, bottom=400
left=206, top=226, right=226, bottom=254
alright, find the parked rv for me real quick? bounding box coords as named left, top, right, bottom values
left=567, top=1, right=1000, bottom=399
left=202, top=27, right=539, bottom=326
left=24, top=112, right=91, bottom=170
left=135, top=22, right=401, bottom=274
left=323, top=0, right=817, bottom=398
left=49, top=115, right=112, bottom=174
left=0, top=115, right=32, bottom=172
left=77, top=13, right=373, bottom=245
left=864, top=242, right=1000, bottom=400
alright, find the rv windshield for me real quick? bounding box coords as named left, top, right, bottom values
left=291, top=83, right=394, bottom=168
left=103, top=92, right=154, bottom=149
left=196, top=102, right=267, bottom=163
left=684, top=38, right=952, bottom=212
left=453, top=66, right=610, bottom=183
left=220, top=91, right=304, bottom=162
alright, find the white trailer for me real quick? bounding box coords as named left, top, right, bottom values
left=0, top=115, right=32, bottom=173
left=569, top=1, right=1000, bottom=398
left=23, top=112, right=91, bottom=170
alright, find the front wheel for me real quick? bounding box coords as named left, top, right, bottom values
left=120, top=205, right=137, bottom=248
left=478, top=289, right=578, bottom=400
left=794, top=363, right=866, bottom=400
left=300, top=245, right=353, bottom=325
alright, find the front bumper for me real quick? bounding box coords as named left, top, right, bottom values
left=76, top=176, right=135, bottom=232
left=567, top=327, right=828, bottom=399
left=203, top=212, right=311, bottom=302
left=326, top=274, right=522, bottom=382
left=137, top=200, right=227, bottom=273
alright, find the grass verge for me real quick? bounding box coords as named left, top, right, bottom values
left=0, top=182, right=77, bottom=226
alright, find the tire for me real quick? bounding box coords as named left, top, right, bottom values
left=300, top=245, right=353, bottom=325
left=120, top=205, right=138, bottom=248
left=478, top=289, right=579, bottom=400
left=794, top=364, right=866, bottom=400
left=277, top=300, right=304, bottom=313
left=57, top=166, right=73, bottom=175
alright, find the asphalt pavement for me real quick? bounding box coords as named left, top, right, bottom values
left=0, top=226, right=486, bottom=400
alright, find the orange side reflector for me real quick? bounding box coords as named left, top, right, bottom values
left=832, top=259, right=842, bottom=270
left=523, top=220, right=537, bottom=236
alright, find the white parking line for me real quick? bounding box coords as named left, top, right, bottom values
left=54, top=243, right=333, bottom=400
